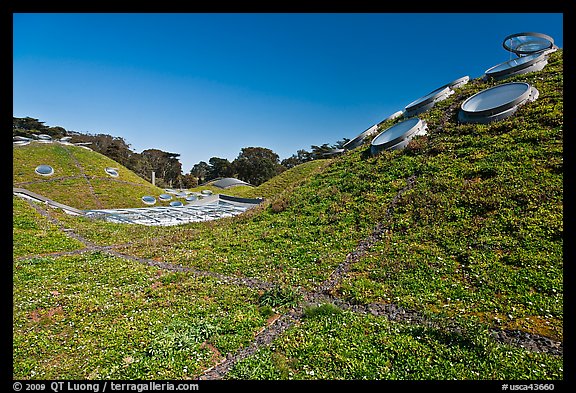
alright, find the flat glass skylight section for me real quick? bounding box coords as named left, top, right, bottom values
left=458, top=82, right=539, bottom=124
left=142, top=196, right=157, bottom=205
left=105, top=167, right=119, bottom=177
left=503, top=32, right=554, bottom=56
left=484, top=52, right=548, bottom=80
left=86, top=196, right=263, bottom=226
left=158, top=193, right=172, bottom=201
left=371, top=118, right=427, bottom=155
left=35, top=165, right=54, bottom=176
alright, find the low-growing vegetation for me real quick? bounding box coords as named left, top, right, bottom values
left=13, top=252, right=269, bottom=379
left=227, top=309, right=562, bottom=380
left=13, top=50, right=563, bottom=380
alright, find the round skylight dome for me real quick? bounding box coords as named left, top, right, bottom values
left=170, top=201, right=183, bottom=207
left=371, top=117, right=427, bottom=155
left=503, top=32, right=555, bottom=56
left=104, top=167, right=119, bottom=177
left=446, top=76, right=470, bottom=89
left=37, top=134, right=52, bottom=141
left=186, top=195, right=198, bottom=202
left=142, top=196, right=157, bottom=205
left=323, top=148, right=346, bottom=157
left=484, top=52, right=548, bottom=80
left=35, top=165, right=54, bottom=176
left=404, top=86, right=454, bottom=117
left=383, top=111, right=404, bottom=122
left=343, top=124, right=379, bottom=150
left=458, top=82, right=539, bottom=124
left=159, top=193, right=172, bottom=201
left=201, top=190, right=213, bottom=195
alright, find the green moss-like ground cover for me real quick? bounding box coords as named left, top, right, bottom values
left=13, top=51, right=563, bottom=380
left=13, top=196, right=85, bottom=258
left=13, top=143, right=165, bottom=210
left=13, top=252, right=270, bottom=379
left=227, top=306, right=563, bottom=380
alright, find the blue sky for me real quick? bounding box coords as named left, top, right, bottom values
left=13, top=13, right=563, bottom=172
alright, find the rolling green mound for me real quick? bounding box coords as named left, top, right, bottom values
left=237, top=159, right=333, bottom=199
left=13, top=143, right=166, bottom=210
left=13, top=50, right=563, bottom=380
left=186, top=159, right=333, bottom=199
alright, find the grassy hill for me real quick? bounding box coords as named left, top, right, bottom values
left=13, top=143, right=166, bottom=210
left=12, top=50, right=563, bottom=381
left=186, top=159, right=333, bottom=199
left=12, top=142, right=330, bottom=209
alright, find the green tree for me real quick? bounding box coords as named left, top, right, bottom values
left=207, top=157, right=234, bottom=181
left=140, top=149, right=182, bottom=187
left=233, top=147, right=285, bottom=186
left=281, top=149, right=313, bottom=169
left=190, top=161, right=211, bottom=184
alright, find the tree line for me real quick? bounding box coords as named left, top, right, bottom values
left=13, top=116, right=348, bottom=188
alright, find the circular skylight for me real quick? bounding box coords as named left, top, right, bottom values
left=60, top=136, right=72, bottom=142
left=170, top=201, right=183, bottom=207
left=371, top=118, right=427, bottom=155
left=35, top=164, right=54, bottom=176
left=383, top=110, right=404, bottom=122
left=201, top=190, right=213, bottom=195
left=343, top=124, right=379, bottom=150
left=323, top=148, right=346, bottom=157
left=484, top=52, right=548, bottom=80
left=186, top=195, right=198, bottom=202
left=446, top=76, right=470, bottom=89
left=13, top=136, right=32, bottom=141
left=503, top=32, right=554, bottom=56
left=37, top=134, right=52, bottom=140
left=176, top=191, right=188, bottom=198
left=13, top=141, right=30, bottom=146
left=404, top=85, right=454, bottom=117
left=104, top=167, right=119, bottom=177
left=159, top=193, right=173, bottom=201
left=458, top=82, right=539, bottom=124
left=142, top=195, right=157, bottom=205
